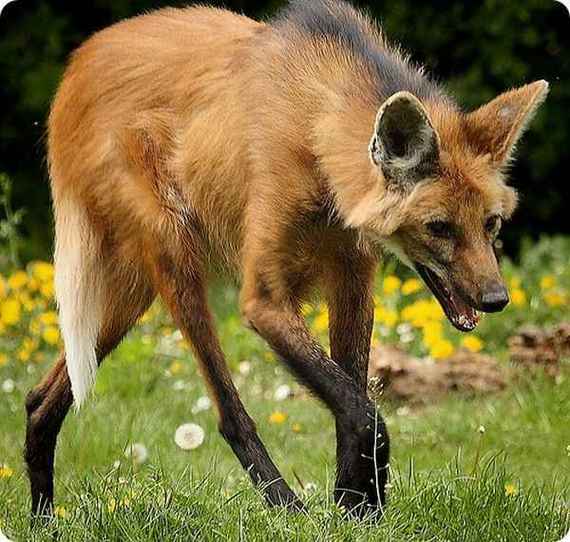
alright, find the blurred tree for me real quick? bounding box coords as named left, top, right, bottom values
left=0, top=0, right=568, bottom=260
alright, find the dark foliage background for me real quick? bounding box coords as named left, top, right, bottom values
left=0, top=0, right=568, bottom=260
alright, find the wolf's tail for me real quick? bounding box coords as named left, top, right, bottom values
left=53, top=196, right=104, bottom=408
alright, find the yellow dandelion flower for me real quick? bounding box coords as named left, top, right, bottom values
left=430, top=339, right=454, bottom=360
left=169, top=360, right=184, bottom=375
left=374, top=306, right=398, bottom=327
left=28, top=316, right=41, bottom=335
left=42, top=326, right=60, bottom=345
left=8, top=270, right=27, bottom=290
left=54, top=506, right=68, bottom=519
left=33, top=352, right=45, bottom=363
left=31, top=261, right=54, bottom=282
left=22, top=337, right=37, bottom=351
left=504, top=483, right=518, bottom=497
left=401, top=278, right=422, bottom=295
left=28, top=278, right=39, bottom=292
left=544, top=291, right=566, bottom=307
left=269, top=411, right=287, bottom=424
left=509, top=276, right=521, bottom=290
left=540, top=275, right=556, bottom=290
left=313, top=311, right=329, bottom=333
left=138, top=310, right=152, bottom=324
left=0, top=353, right=7, bottom=367
left=18, top=291, right=34, bottom=312
left=17, top=348, right=31, bottom=363
left=264, top=351, right=275, bottom=362
left=0, top=465, right=14, bottom=479
left=291, top=423, right=302, bottom=433
left=39, top=311, right=58, bottom=326
left=402, top=299, right=444, bottom=328
left=461, top=336, right=484, bottom=353
left=422, top=321, right=443, bottom=348
left=39, top=282, right=54, bottom=299
left=426, top=300, right=445, bottom=321
left=382, top=275, right=401, bottom=295
left=1, top=298, right=21, bottom=326
left=510, top=288, right=526, bottom=307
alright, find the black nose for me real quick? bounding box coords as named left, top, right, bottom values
left=480, top=282, right=509, bottom=312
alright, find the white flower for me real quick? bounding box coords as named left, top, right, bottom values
left=396, top=323, right=413, bottom=335
left=0, top=526, right=14, bottom=542
left=478, top=425, right=486, bottom=434
left=2, top=379, right=14, bottom=393
left=175, top=423, right=205, bottom=450
left=273, top=384, right=291, bottom=401
left=124, top=443, right=148, bottom=465
left=172, top=380, right=187, bottom=391
left=304, top=482, right=317, bottom=494
left=238, top=361, right=251, bottom=375
left=191, top=396, right=212, bottom=413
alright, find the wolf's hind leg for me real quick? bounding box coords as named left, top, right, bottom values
left=150, top=247, right=303, bottom=510
left=24, top=260, right=155, bottom=516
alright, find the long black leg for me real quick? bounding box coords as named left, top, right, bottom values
left=152, top=250, right=303, bottom=510
left=244, top=297, right=389, bottom=517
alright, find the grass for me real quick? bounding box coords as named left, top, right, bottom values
left=1, top=329, right=569, bottom=540
left=1, top=237, right=570, bottom=540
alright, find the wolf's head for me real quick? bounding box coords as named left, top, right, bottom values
left=357, top=81, right=548, bottom=331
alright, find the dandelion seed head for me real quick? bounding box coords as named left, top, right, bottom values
left=175, top=423, right=205, bottom=450
left=1, top=380, right=14, bottom=394
left=124, top=443, right=148, bottom=465
left=273, top=384, right=291, bottom=401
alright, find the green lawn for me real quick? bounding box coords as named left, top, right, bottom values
left=1, top=327, right=569, bottom=541
left=1, top=237, right=570, bottom=540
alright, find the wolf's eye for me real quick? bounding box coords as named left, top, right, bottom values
left=426, top=220, right=454, bottom=239
left=485, top=215, right=502, bottom=237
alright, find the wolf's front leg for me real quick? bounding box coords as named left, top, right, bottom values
left=326, top=255, right=390, bottom=516
left=241, top=286, right=389, bottom=518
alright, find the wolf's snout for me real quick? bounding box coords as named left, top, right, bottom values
left=479, top=282, right=509, bottom=312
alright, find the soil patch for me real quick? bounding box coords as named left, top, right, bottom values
left=368, top=345, right=507, bottom=404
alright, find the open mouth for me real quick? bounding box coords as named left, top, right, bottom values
left=415, top=263, right=480, bottom=332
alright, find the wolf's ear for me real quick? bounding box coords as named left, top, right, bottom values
left=369, top=91, right=440, bottom=190
left=465, top=80, right=549, bottom=166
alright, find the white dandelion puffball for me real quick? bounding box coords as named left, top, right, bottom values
left=0, top=526, right=14, bottom=542
left=175, top=423, right=205, bottom=450
left=238, top=361, right=251, bottom=375
left=273, top=384, right=291, bottom=401
left=304, top=482, right=317, bottom=494
left=191, top=396, right=212, bottom=414
left=124, top=443, right=148, bottom=465
left=2, top=379, right=15, bottom=393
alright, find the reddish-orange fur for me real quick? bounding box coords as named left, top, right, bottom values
left=26, top=0, right=548, bottom=518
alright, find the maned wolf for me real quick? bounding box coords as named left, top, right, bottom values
left=25, top=0, right=548, bottom=518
